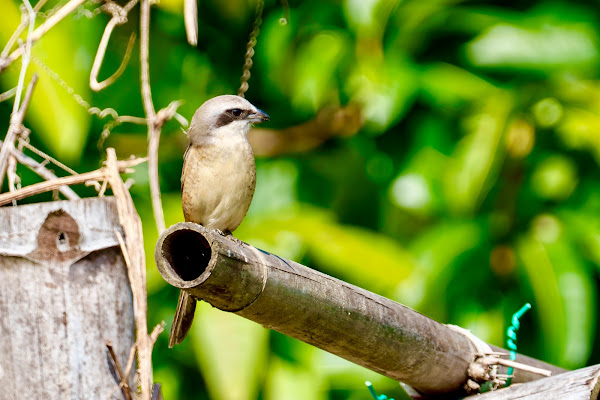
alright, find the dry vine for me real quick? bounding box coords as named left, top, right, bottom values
left=238, top=0, right=265, bottom=98
left=0, top=0, right=190, bottom=398
left=1, top=0, right=273, bottom=397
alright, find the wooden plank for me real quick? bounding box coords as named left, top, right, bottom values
left=468, top=364, right=600, bottom=400
left=0, top=198, right=134, bottom=399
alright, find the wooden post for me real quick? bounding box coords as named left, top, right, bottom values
left=155, top=222, right=564, bottom=396
left=0, top=197, right=135, bottom=399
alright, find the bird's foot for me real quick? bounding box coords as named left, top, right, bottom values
left=224, top=230, right=248, bottom=246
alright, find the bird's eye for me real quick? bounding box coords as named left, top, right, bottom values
left=230, top=109, right=243, bottom=117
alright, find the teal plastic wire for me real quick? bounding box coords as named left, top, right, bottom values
left=365, top=381, right=394, bottom=400
left=505, top=303, right=531, bottom=386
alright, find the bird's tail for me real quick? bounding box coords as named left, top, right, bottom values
left=169, top=290, right=197, bottom=348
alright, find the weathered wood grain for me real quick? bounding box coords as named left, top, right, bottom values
left=0, top=198, right=134, bottom=399
left=469, top=364, right=600, bottom=400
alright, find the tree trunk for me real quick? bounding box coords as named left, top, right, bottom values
left=0, top=197, right=134, bottom=399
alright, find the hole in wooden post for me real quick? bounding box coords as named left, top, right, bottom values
left=56, top=231, right=69, bottom=252
left=161, top=228, right=211, bottom=281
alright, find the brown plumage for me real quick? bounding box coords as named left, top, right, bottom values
left=170, top=95, right=269, bottom=347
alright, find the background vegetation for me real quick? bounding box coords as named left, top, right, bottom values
left=2, top=0, right=600, bottom=398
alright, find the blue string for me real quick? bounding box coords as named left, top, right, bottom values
left=505, top=303, right=531, bottom=386
left=365, top=381, right=394, bottom=400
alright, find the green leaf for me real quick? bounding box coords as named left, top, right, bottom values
left=517, top=215, right=595, bottom=368
left=420, top=63, right=497, bottom=109
left=466, top=23, right=598, bottom=71
left=346, top=53, right=418, bottom=133
left=443, top=95, right=512, bottom=214
left=192, top=301, right=269, bottom=400
left=399, top=220, right=482, bottom=317
left=265, top=358, right=327, bottom=400
left=292, top=31, right=349, bottom=112
left=556, top=108, right=600, bottom=164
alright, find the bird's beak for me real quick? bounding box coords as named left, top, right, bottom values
left=248, top=109, right=270, bottom=123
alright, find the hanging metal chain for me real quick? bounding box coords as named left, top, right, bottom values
left=237, top=0, right=264, bottom=98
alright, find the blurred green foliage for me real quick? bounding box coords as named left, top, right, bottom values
left=2, top=0, right=600, bottom=398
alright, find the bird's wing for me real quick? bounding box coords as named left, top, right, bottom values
left=181, top=144, right=192, bottom=195
left=169, top=290, right=197, bottom=347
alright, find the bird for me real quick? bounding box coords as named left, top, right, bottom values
left=170, top=94, right=270, bottom=347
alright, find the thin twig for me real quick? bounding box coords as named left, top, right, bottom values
left=31, top=56, right=148, bottom=127
left=106, top=341, right=133, bottom=400
left=7, top=154, right=18, bottom=205
left=0, top=156, right=146, bottom=206
left=0, top=0, right=88, bottom=73
left=183, top=0, right=198, bottom=46
left=1, top=5, right=28, bottom=59
left=140, top=0, right=166, bottom=234
left=1, top=139, right=80, bottom=200
left=18, top=139, right=78, bottom=175
left=17, top=72, right=38, bottom=118
left=90, top=27, right=136, bottom=91
left=123, top=343, right=137, bottom=388
left=494, top=358, right=552, bottom=377
left=0, top=88, right=17, bottom=103
left=0, top=169, right=103, bottom=205
left=1, top=0, right=48, bottom=59
left=149, top=321, right=165, bottom=347
left=0, top=73, right=38, bottom=191
left=90, top=0, right=138, bottom=91
left=139, top=0, right=155, bottom=119
left=13, top=0, right=36, bottom=117
left=107, top=148, right=152, bottom=400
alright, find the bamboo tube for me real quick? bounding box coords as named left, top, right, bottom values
left=155, top=222, right=564, bottom=395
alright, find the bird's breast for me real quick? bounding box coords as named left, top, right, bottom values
left=181, top=140, right=256, bottom=232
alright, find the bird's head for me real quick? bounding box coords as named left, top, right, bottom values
left=187, top=95, right=270, bottom=144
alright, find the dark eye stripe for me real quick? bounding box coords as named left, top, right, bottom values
left=214, top=109, right=249, bottom=128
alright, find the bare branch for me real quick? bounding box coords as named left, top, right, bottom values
left=17, top=71, right=37, bottom=117
left=107, top=148, right=152, bottom=400
left=106, top=341, right=133, bottom=400
left=0, top=74, right=38, bottom=191
left=0, top=169, right=103, bottom=206
left=12, top=0, right=36, bottom=117
left=7, top=153, right=18, bottom=205
left=184, top=0, right=198, bottom=46
left=0, top=88, right=17, bottom=103
left=90, top=0, right=138, bottom=92
left=0, top=139, right=80, bottom=200
left=139, top=0, right=155, bottom=120
left=149, top=321, right=165, bottom=346
left=123, top=344, right=137, bottom=390
left=0, top=0, right=88, bottom=73
left=18, top=139, right=78, bottom=175
left=2, top=6, right=28, bottom=59
left=0, top=156, right=146, bottom=206
left=1, top=0, right=48, bottom=59
left=140, top=0, right=166, bottom=234
left=16, top=152, right=79, bottom=199
left=90, top=26, right=136, bottom=91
